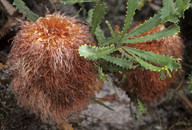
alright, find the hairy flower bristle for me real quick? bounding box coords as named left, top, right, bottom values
left=8, top=13, right=97, bottom=123
left=115, top=25, right=184, bottom=104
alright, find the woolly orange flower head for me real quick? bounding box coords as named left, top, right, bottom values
left=115, top=24, right=184, bottom=104
left=8, top=13, right=97, bottom=123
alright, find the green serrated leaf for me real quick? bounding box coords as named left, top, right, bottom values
left=95, top=26, right=106, bottom=45
left=160, top=71, right=166, bottom=80
left=136, top=103, right=143, bottom=123
left=120, top=49, right=167, bottom=79
left=99, top=36, right=119, bottom=46
left=13, top=0, right=39, bottom=21
left=160, top=0, right=176, bottom=19
left=60, top=0, right=98, bottom=5
left=88, top=9, right=94, bottom=22
left=119, top=49, right=135, bottom=60
left=78, top=44, right=116, bottom=59
left=123, top=13, right=161, bottom=40
left=119, top=49, right=167, bottom=78
left=123, top=50, right=162, bottom=71
left=160, top=0, right=179, bottom=23
left=103, top=55, right=133, bottom=70
left=96, top=65, right=108, bottom=81
left=121, top=0, right=138, bottom=38
left=136, top=99, right=148, bottom=123
left=120, top=46, right=181, bottom=79
left=121, top=24, right=179, bottom=44
left=91, top=1, right=107, bottom=36
left=176, top=0, right=190, bottom=18
left=88, top=9, right=106, bottom=45
left=137, top=99, right=147, bottom=113
left=92, top=98, right=114, bottom=111
left=176, top=0, right=184, bottom=18
left=122, top=46, right=181, bottom=71
left=106, top=21, right=115, bottom=37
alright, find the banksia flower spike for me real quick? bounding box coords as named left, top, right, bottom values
left=8, top=13, right=97, bottom=123
left=115, top=25, right=184, bottom=104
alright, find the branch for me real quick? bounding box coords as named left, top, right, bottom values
left=0, top=0, right=16, bottom=15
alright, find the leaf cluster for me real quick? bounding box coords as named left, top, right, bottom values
left=160, top=0, right=190, bottom=23
left=78, top=0, right=188, bottom=80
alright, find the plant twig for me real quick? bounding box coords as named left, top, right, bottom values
left=174, top=74, right=185, bottom=92
left=0, top=0, right=16, bottom=15
left=0, top=17, right=18, bottom=39
left=178, top=90, right=192, bottom=114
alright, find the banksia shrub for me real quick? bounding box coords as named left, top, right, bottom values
left=115, top=25, right=184, bottom=104
left=8, top=13, right=97, bottom=123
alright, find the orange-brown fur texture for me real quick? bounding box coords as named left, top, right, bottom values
left=115, top=25, right=184, bottom=104
left=8, top=14, right=97, bottom=123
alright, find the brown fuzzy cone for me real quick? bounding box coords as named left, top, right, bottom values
left=8, top=14, right=97, bottom=123
left=115, top=25, right=184, bottom=104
